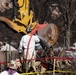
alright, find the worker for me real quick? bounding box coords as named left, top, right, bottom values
left=18, top=27, right=40, bottom=72
left=0, top=60, right=20, bottom=75
left=18, top=27, right=40, bottom=60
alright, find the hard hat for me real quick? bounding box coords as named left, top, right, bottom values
left=8, top=60, right=18, bottom=70
left=26, top=26, right=32, bottom=33
left=15, top=59, right=21, bottom=68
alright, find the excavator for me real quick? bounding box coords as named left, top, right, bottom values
left=0, top=0, right=59, bottom=73
left=0, top=0, right=59, bottom=47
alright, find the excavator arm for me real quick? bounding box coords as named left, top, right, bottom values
left=0, top=0, right=59, bottom=46
left=0, top=16, right=26, bottom=33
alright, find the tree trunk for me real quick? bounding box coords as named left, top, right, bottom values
left=66, top=23, right=71, bottom=49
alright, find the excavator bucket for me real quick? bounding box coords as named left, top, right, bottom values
left=37, top=23, right=59, bottom=47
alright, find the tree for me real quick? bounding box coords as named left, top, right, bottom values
left=57, top=0, right=76, bottom=48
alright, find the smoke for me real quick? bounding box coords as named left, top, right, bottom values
left=0, top=0, right=12, bottom=12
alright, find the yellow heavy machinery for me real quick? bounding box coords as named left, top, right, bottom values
left=0, top=0, right=58, bottom=47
